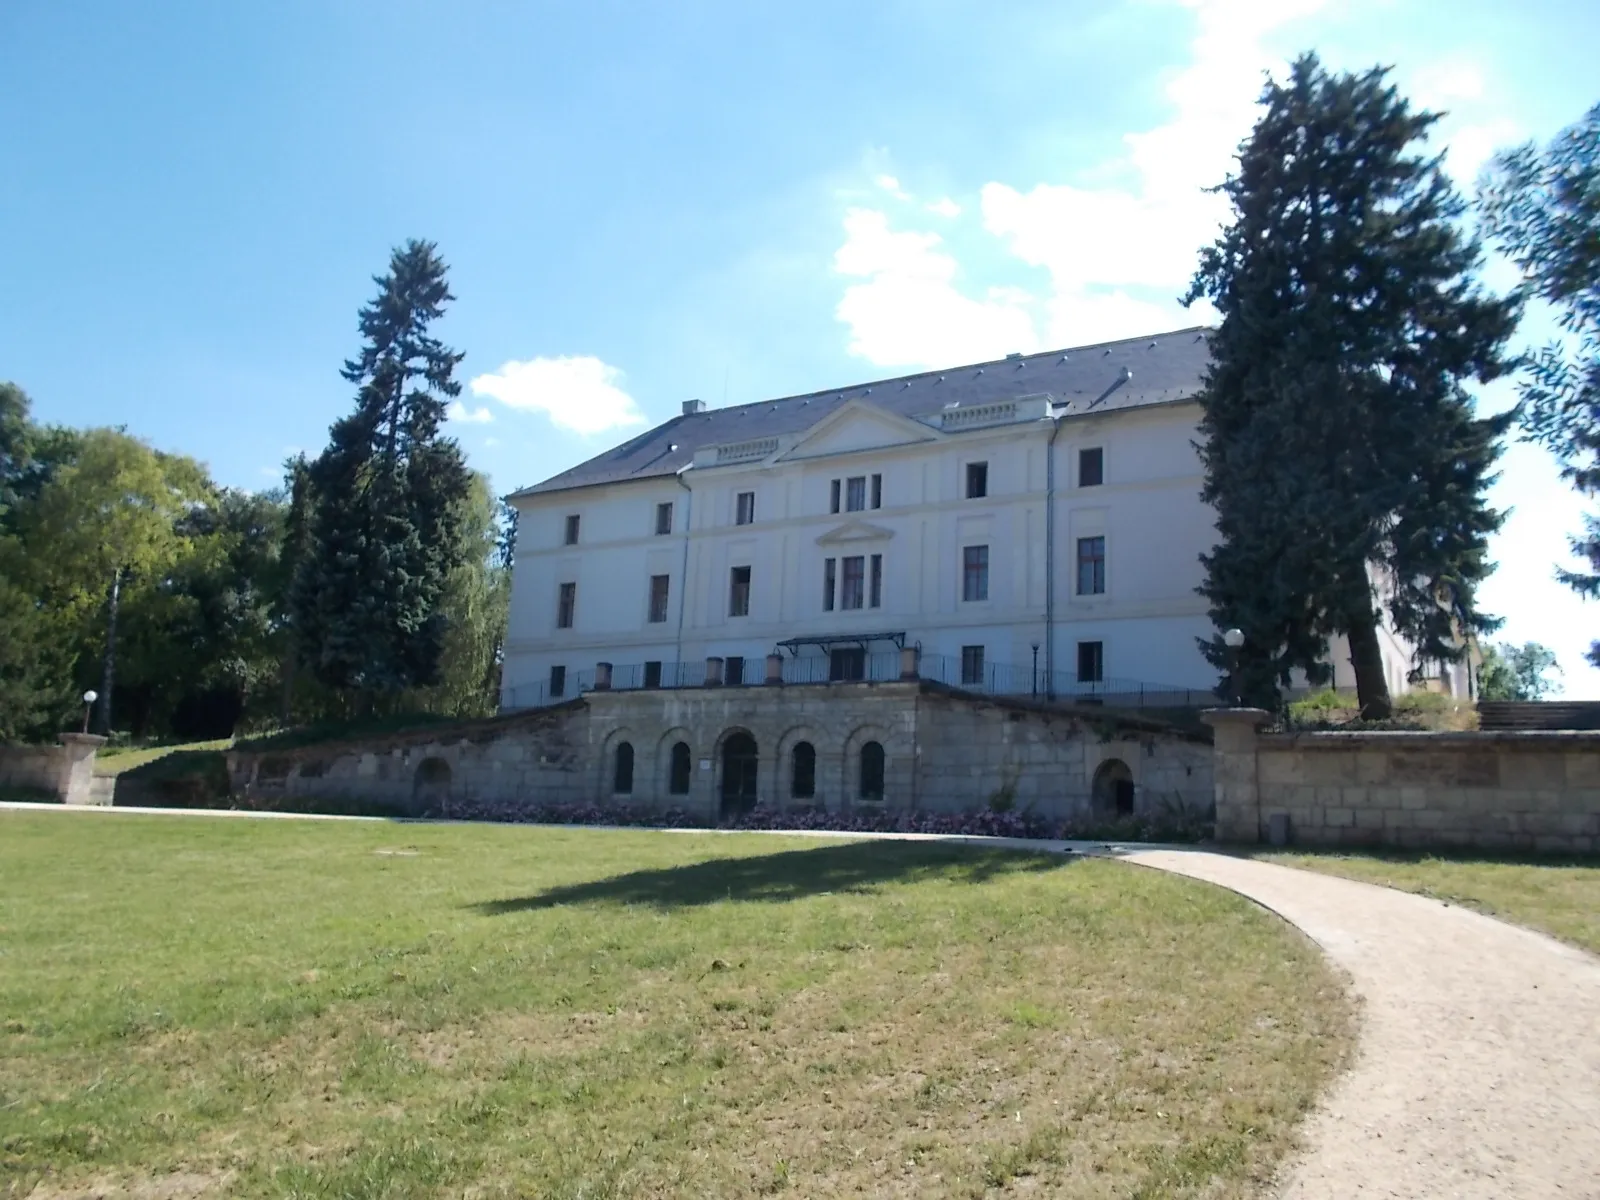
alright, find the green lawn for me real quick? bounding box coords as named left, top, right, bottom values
left=1260, top=850, right=1600, bottom=957
left=1, top=815, right=1351, bottom=1199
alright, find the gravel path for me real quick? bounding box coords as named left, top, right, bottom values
left=1123, top=848, right=1600, bottom=1199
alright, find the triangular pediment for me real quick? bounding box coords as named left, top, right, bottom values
left=816, top=519, right=895, bottom=546
left=778, top=399, right=940, bottom=461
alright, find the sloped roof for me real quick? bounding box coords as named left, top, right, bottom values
left=510, top=326, right=1212, bottom=499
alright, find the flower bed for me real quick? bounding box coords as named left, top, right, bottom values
left=428, top=797, right=1209, bottom=844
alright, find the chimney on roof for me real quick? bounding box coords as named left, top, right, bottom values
left=1006, top=352, right=1022, bottom=360
left=682, top=399, right=706, bottom=416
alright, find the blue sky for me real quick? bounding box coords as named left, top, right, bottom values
left=3, top=0, right=1596, bottom=693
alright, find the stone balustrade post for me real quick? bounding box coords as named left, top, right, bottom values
left=594, top=661, right=613, bottom=691
left=765, top=653, right=784, bottom=686
left=1200, top=708, right=1270, bottom=843
left=57, top=733, right=108, bottom=806
left=705, top=656, right=724, bottom=687
left=899, top=645, right=920, bottom=681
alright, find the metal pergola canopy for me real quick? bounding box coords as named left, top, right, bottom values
left=774, top=631, right=907, bottom=656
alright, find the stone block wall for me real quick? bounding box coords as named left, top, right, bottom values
left=0, top=736, right=106, bottom=804
left=914, top=689, right=1212, bottom=820
left=226, top=703, right=591, bottom=816
left=1205, top=710, right=1600, bottom=853
left=223, top=682, right=1213, bottom=822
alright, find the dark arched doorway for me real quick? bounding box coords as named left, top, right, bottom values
left=720, top=732, right=758, bottom=818
left=1092, top=759, right=1135, bottom=816
left=414, top=757, right=451, bottom=815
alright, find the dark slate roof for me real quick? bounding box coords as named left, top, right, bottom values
left=510, top=325, right=1213, bottom=498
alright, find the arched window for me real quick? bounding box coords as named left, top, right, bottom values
left=859, top=741, right=885, bottom=800
left=614, top=742, right=635, bottom=794
left=791, top=741, right=816, bottom=799
left=669, top=741, right=691, bottom=795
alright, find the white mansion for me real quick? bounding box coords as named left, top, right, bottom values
left=502, top=327, right=1438, bottom=711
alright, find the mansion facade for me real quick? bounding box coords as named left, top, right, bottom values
left=502, top=327, right=1437, bottom=711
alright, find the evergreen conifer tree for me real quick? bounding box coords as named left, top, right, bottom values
left=1186, top=54, right=1519, bottom=717
left=295, top=240, right=471, bottom=698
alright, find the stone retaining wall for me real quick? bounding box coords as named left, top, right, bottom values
left=0, top=736, right=107, bottom=804
left=225, top=682, right=1213, bottom=822
left=1206, top=709, right=1600, bottom=853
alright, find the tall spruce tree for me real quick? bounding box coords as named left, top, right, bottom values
left=1186, top=54, right=1519, bottom=717
left=295, top=240, right=471, bottom=698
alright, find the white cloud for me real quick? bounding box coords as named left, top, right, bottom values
left=833, top=208, right=1037, bottom=368
left=874, top=173, right=911, bottom=200
left=1403, top=58, right=1521, bottom=185
left=469, top=356, right=647, bottom=436
left=831, top=0, right=1525, bottom=362
left=976, top=0, right=1329, bottom=345
left=1412, top=60, right=1486, bottom=107
left=447, top=400, right=495, bottom=424
left=831, top=0, right=1318, bottom=363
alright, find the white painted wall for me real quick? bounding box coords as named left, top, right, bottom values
left=503, top=398, right=1418, bottom=708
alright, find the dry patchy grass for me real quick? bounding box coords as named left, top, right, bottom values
left=1261, top=850, right=1600, bottom=956
left=0, top=814, right=1352, bottom=1198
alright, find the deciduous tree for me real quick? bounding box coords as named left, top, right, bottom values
left=1478, top=103, right=1600, bottom=661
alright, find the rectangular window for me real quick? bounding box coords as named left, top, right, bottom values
left=735, top=490, right=755, bottom=525
left=830, top=478, right=841, bottom=514
left=1077, top=536, right=1106, bottom=595
left=829, top=647, right=865, bottom=681
left=966, top=461, right=988, bottom=499
left=556, top=581, right=576, bottom=628
left=1079, top=447, right=1104, bottom=487
left=643, top=660, right=662, bottom=689
left=871, top=473, right=882, bottom=509
left=648, top=574, right=670, bottom=623
left=841, top=555, right=865, bottom=610
left=845, top=476, right=866, bottom=512
left=823, top=557, right=836, bottom=611
left=962, top=544, right=989, bottom=602
left=961, top=645, right=986, bottom=687
left=564, top=514, right=580, bottom=545
left=655, top=502, right=673, bottom=535
left=549, top=664, right=567, bottom=697
left=725, top=655, right=745, bottom=686
left=729, top=565, right=751, bottom=617
left=869, top=554, right=882, bottom=609
left=1077, top=641, right=1104, bottom=684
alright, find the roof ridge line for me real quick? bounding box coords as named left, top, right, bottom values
left=690, top=324, right=1215, bottom=417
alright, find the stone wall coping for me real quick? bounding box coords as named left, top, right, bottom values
left=919, top=681, right=1211, bottom=741
left=1260, top=729, right=1600, bottom=749
left=228, top=699, right=588, bottom=764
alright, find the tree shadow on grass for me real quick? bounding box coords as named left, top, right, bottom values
left=474, top=839, right=1076, bottom=914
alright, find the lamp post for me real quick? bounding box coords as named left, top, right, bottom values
left=1031, top=642, right=1040, bottom=696
left=81, top=690, right=98, bottom=734
left=1222, top=628, right=1244, bottom=707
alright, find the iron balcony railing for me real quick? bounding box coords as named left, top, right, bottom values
left=502, top=651, right=1213, bottom=711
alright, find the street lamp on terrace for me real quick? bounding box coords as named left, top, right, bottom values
left=1222, top=629, right=1244, bottom=707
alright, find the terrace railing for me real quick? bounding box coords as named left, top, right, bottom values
left=504, top=649, right=1214, bottom=712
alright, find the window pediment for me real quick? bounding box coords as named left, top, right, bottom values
left=816, top=519, right=894, bottom=546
